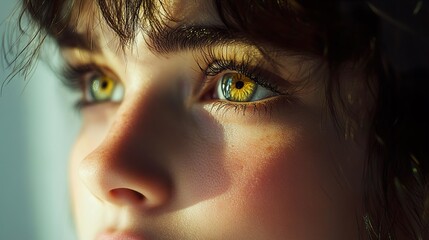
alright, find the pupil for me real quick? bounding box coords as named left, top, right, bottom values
left=101, top=80, right=109, bottom=89
left=235, top=81, right=244, bottom=89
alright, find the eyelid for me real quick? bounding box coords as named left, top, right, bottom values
left=197, top=58, right=292, bottom=102
left=61, top=62, right=123, bottom=108
left=62, top=63, right=120, bottom=88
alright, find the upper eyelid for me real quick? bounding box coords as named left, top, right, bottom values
left=62, top=63, right=99, bottom=80
left=194, top=64, right=279, bottom=105
left=196, top=45, right=291, bottom=82
left=62, top=46, right=294, bottom=92
left=203, top=59, right=291, bottom=94
left=61, top=62, right=121, bottom=86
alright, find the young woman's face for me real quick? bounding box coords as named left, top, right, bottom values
left=65, top=1, right=369, bottom=239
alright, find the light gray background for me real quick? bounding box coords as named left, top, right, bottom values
left=1, top=0, right=79, bottom=239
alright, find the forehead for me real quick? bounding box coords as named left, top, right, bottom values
left=60, top=0, right=222, bottom=50
left=70, top=0, right=220, bottom=31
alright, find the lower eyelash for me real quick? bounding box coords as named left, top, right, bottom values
left=206, top=100, right=275, bottom=117
left=73, top=100, right=92, bottom=112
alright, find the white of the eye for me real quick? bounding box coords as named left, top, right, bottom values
left=216, top=79, right=227, bottom=100
left=249, top=85, right=276, bottom=101
left=216, top=77, right=276, bottom=101
left=111, top=83, right=124, bottom=102
left=85, top=83, right=94, bottom=101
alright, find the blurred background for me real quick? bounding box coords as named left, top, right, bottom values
left=1, top=0, right=79, bottom=239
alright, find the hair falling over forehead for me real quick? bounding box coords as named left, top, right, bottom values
left=7, top=0, right=429, bottom=239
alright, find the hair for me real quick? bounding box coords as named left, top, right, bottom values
left=5, top=0, right=429, bottom=239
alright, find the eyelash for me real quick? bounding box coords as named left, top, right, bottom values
left=198, top=53, right=288, bottom=115
left=61, top=63, right=104, bottom=110
left=203, top=58, right=282, bottom=94
left=60, top=53, right=290, bottom=114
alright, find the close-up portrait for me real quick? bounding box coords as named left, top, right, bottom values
left=0, top=0, right=428, bottom=239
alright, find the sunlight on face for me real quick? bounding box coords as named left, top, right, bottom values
left=63, top=0, right=370, bottom=239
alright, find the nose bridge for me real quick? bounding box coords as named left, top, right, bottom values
left=117, top=57, right=188, bottom=144
left=112, top=76, right=187, bottom=156
left=78, top=72, right=184, bottom=209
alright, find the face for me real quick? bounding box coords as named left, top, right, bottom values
left=63, top=1, right=369, bottom=239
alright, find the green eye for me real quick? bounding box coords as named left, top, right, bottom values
left=216, top=72, right=275, bottom=102
left=86, top=75, right=124, bottom=103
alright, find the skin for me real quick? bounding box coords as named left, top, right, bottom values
left=64, top=0, right=371, bottom=239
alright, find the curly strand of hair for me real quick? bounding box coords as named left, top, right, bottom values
left=1, top=0, right=51, bottom=94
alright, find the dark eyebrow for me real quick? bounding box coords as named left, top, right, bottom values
left=147, top=25, right=250, bottom=54
left=55, top=25, right=250, bottom=54
left=55, top=27, right=101, bottom=52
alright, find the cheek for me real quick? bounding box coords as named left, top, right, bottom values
left=198, top=124, right=354, bottom=239
left=67, top=103, right=362, bottom=239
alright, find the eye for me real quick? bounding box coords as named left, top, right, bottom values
left=216, top=72, right=277, bottom=102
left=84, top=74, right=124, bottom=103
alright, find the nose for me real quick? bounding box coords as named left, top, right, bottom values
left=79, top=144, right=172, bottom=209
left=78, top=95, right=177, bottom=210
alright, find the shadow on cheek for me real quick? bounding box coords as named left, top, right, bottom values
left=161, top=108, right=232, bottom=212
left=102, top=102, right=233, bottom=213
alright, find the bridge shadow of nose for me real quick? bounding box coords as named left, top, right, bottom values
left=166, top=107, right=230, bottom=212
left=113, top=100, right=230, bottom=214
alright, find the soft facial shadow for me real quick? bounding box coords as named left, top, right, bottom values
left=109, top=95, right=230, bottom=214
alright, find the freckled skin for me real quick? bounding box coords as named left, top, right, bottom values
left=67, top=1, right=368, bottom=239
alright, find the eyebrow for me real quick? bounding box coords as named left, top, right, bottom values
left=147, top=25, right=250, bottom=54
left=56, top=27, right=101, bottom=52
left=56, top=25, right=250, bottom=54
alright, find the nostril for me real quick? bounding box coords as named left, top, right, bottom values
left=109, top=188, right=145, bottom=205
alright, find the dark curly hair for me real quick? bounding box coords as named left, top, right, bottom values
left=5, top=0, right=429, bottom=239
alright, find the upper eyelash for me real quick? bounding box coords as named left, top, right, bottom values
left=60, top=63, right=105, bottom=111
left=202, top=58, right=282, bottom=95
left=195, top=45, right=287, bottom=95
left=60, top=63, right=101, bottom=90
left=60, top=50, right=287, bottom=112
